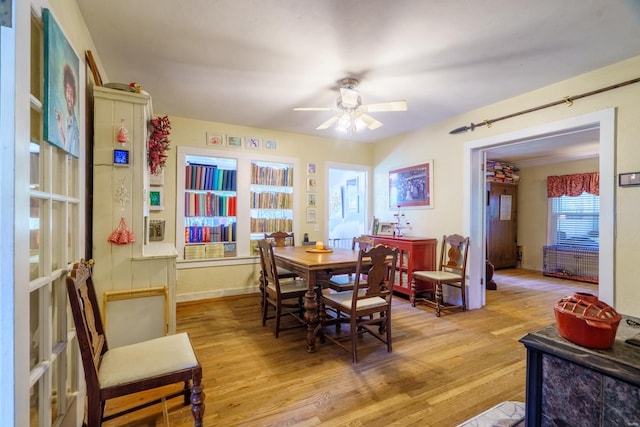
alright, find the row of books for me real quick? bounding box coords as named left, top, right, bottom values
left=486, top=160, right=520, bottom=183
left=249, top=218, right=293, bottom=233
left=184, top=242, right=237, bottom=260
left=185, top=163, right=237, bottom=191
left=184, top=193, right=237, bottom=217
left=184, top=223, right=236, bottom=243
left=250, top=164, right=293, bottom=187
left=250, top=191, right=293, bottom=209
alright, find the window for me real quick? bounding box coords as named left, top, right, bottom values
left=28, top=10, right=82, bottom=426
left=549, top=192, right=599, bottom=248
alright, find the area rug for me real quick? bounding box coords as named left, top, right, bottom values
left=457, top=401, right=525, bottom=427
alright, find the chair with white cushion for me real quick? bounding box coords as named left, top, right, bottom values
left=321, top=244, right=398, bottom=363
left=411, top=234, right=470, bottom=316
left=66, top=261, right=204, bottom=426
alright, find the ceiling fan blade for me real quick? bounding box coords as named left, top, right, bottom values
left=340, top=87, right=360, bottom=108
left=360, top=114, right=383, bottom=130
left=293, top=107, right=333, bottom=111
left=316, top=115, right=340, bottom=130
left=362, top=100, right=407, bottom=112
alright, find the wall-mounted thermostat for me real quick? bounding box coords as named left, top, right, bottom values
left=113, top=149, right=130, bottom=166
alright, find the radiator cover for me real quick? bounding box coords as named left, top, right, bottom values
left=543, top=245, right=599, bottom=284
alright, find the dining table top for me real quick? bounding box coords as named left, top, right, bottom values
left=272, top=246, right=361, bottom=271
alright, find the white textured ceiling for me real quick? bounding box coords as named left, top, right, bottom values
left=76, top=0, right=640, bottom=150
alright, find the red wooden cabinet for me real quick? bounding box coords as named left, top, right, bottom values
left=370, top=236, right=437, bottom=299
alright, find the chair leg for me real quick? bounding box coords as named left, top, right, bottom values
left=262, top=297, right=269, bottom=326
left=435, top=284, right=443, bottom=317
left=351, top=316, right=358, bottom=363
left=410, top=278, right=417, bottom=307
left=386, top=313, right=392, bottom=353
left=183, top=380, right=191, bottom=406
left=86, top=396, right=103, bottom=427
left=190, top=375, right=205, bottom=427
left=461, top=284, right=467, bottom=311
left=274, top=300, right=282, bottom=338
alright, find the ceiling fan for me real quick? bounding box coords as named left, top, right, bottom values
left=294, top=78, right=407, bottom=134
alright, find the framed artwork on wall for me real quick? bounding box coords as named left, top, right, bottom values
left=306, top=177, right=317, bottom=192
left=227, top=135, right=243, bottom=148
left=246, top=137, right=261, bottom=149
left=306, top=207, right=317, bottom=223
left=307, top=193, right=317, bottom=207
left=43, top=8, right=80, bottom=158
left=389, top=160, right=433, bottom=208
left=206, top=132, right=225, bottom=147
left=149, top=188, right=164, bottom=211
left=265, top=139, right=277, bottom=150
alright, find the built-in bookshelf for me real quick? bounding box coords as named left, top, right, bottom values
left=176, top=146, right=299, bottom=263
left=249, top=160, right=294, bottom=254
left=182, top=155, right=237, bottom=260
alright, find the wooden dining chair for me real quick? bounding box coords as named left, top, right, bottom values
left=325, top=235, right=374, bottom=292
left=257, top=239, right=308, bottom=337
left=321, top=244, right=398, bottom=363
left=259, top=232, right=298, bottom=308
left=66, top=261, right=205, bottom=426
left=411, top=234, right=470, bottom=316
left=264, top=231, right=295, bottom=247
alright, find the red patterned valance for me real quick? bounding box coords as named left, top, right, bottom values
left=547, top=172, right=599, bottom=198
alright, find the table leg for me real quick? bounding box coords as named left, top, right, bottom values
left=303, top=273, right=318, bottom=352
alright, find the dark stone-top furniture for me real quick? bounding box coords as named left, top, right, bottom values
left=520, top=315, right=640, bottom=426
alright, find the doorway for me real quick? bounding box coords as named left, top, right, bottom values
left=326, top=163, right=370, bottom=249
left=464, top=108, right=615, bottom=310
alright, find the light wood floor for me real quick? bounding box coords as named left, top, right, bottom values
left=104, top=269, right=597, bottom=427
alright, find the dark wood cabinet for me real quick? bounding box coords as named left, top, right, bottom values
left=370, top=236, right=436, bottom=299
left=486, top=182, right=518, bottom=269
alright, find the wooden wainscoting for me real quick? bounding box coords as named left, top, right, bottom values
left=103, top=269, right=596, bottom=427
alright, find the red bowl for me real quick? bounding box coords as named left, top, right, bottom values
left=553, top=292, right=621, bottom=349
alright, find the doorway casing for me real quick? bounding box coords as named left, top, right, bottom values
left=463, top=108, right=615, bottom=310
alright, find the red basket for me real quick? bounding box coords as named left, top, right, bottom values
left=553, top=292, right=621, bottom=349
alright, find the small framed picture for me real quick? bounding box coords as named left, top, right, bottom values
left=246, top=137, right=261, bottom=149
left=307, top=193, right=317, bottom=207
left=306, top=177, right=317, bottom=192
left=306, top=207, right=317, bottom=223
left=149, top=169, right=164, bottom=186
left=227, top=135, right=243, bottom=148
left=206, top=132, right=225, bottom=147
left=265, top=139, right=277, bottom=150
left=378, top=222, right=394, bottom=236
left=149, top=188, right=164, bottom=211
left=307, top=162, right=316, bottom=175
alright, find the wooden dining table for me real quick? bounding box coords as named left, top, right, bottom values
left=272, top=246, right=362, bottom=352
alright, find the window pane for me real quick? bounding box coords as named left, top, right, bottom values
left=51, top=356, right=60, bottom=424
left=29, top=291, right=40, bottom=370
left=550, top=192, right=599, bottom=247
left=30, top=198, right=42, bottom=281
left=30, top=382, right=40, bottom=427
left=52, top=278, right=63, bottom=345
left=68, top=155, right=79, bottom=198
left=29, top=142, right=41, bottom=191
left=52, top=201, right=64, bottom=271
left=51, top=148, right=67, bottom=195
left=67, top=204, right=78, bottom=264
